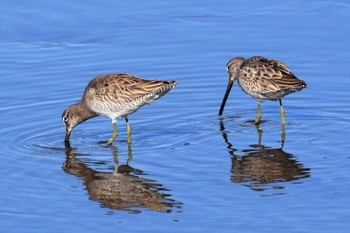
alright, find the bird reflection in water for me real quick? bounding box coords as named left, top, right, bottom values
left=63, top=142, right=182, bottom=213
left=219, top=120, right=310, bottom=194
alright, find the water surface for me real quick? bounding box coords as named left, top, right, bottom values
left=1, top=1, right=350, bottom=232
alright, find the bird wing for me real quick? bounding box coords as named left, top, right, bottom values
left=241, top=57, right=305, bottom=95
left=83, top=74, right=176, bottom=113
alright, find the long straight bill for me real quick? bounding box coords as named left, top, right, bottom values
left=219, top=79, right=234, bottom=116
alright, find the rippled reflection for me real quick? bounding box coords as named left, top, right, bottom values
left=219, top=120, right=310, bottom=194
left=63, top=142, right=182, bottom=213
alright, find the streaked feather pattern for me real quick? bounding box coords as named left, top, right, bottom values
left=83, top=74, right=177, bottom=117
left=234, top=56, right=306, bottom=101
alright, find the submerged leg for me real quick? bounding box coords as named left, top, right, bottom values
left=125, top=117, right=131, bottom=144
left=256, top=125, right=263, bottom=146
left=127, top=139, right=133, bottom=165
left=281, top=124, right=286, bottom=148
left=107, top=121, right=118, bottom=145
left=111, top=146, right=119, bottom=173
left=254, top=102, right=262, bottom=125
left=279, top=99, right=286, bottom=126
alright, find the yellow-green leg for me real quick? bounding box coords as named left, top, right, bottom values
left=254, top=102, right=262, bottom=125
left=279, top=99, right=286, bottom=126
left=107, top=122, right=118, bottom=145
left=125, top=117, right=131, bottom=144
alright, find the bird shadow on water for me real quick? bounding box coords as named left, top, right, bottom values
left=63, top=142, right=182, bottom=214
left=219, top=119, right=310, bottom=196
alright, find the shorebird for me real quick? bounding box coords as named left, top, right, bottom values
left=218, top=56, right=307, bottom=125
left=62, top=74, right=177, bottom=144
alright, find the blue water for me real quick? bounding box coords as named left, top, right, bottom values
left=1, top=1, right=350, bottom=232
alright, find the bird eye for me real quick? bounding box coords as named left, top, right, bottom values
left=63, top=117, right=68, bottom=123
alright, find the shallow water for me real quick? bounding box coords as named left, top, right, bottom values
left=1, top=1, right=350, bottom=232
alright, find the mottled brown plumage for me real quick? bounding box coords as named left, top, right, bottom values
left=62, top=74, right=177, bottom=144
left=219, top=56, right=307, bottom=125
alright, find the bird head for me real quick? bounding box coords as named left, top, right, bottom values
left=226, top=57, right=245, bottom=81
left=62, top=104, right=84, bottom=142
